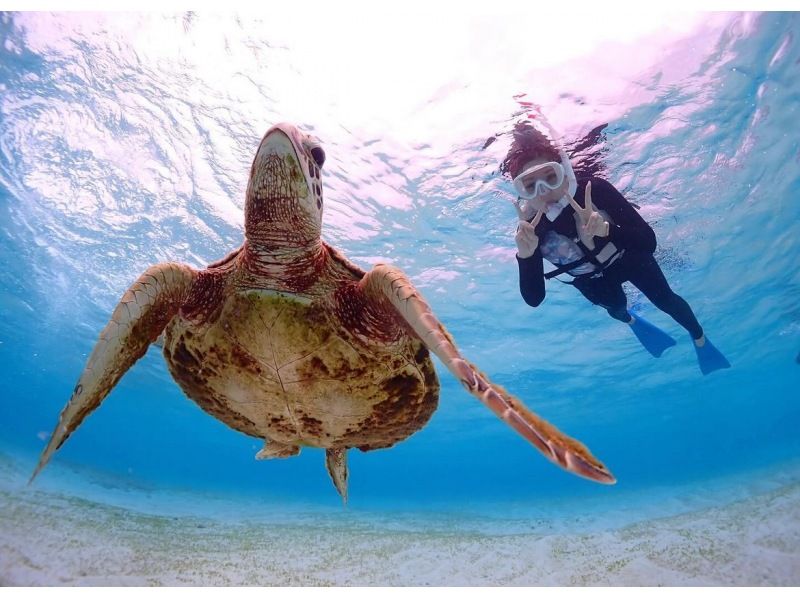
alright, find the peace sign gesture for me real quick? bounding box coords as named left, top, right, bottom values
left=514, top=202, right=544, bottom=259
left=567, top=181, right=609, bottom=250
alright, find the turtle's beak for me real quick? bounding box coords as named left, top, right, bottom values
left=260, top=128, right=298, bottom=171
left=245, top=123, right=320, bottom=248
left=250, top=127, right=309, bottom=201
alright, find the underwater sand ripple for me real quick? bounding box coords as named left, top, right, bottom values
left=1, top=477, right=799, bottom=586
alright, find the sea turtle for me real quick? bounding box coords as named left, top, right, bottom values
left=30, top=123, right=615, bottom=500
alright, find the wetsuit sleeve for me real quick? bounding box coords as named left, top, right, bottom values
left=516, top=249, right=545, bottom=307
left=590, top=177, right=657, bottom=253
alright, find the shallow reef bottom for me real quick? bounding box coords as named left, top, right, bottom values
left=1, top=460, right=799, bottom=586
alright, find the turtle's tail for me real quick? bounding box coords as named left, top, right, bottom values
left=325, top=448, right=349, bottom=504
left=29, top=262, right=197, bottom=485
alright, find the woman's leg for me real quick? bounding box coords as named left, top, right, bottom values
left=572, top=276, right=630, bottom=322
left=575, top=265, right=676, bottom=357
left=626, top=253, right=704, bottom=340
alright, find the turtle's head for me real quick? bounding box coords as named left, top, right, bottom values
left=245, top=122, right=325, bottom=250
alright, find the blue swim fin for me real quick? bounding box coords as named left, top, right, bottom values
left=694, top=337, right=731, bottom=375
left=628, top=313, right=677, bottom=357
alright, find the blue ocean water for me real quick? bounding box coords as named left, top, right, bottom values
left=0, top=11, right=798, bottom=525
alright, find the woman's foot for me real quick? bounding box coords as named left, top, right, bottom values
left=693, top=335, right=731, bottom=375
left=627, top=312, right=676, bottom=357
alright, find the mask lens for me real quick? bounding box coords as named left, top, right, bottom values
left=522, top=176, right=539, bottom=195
left=513, top=162, right=564, bottom=199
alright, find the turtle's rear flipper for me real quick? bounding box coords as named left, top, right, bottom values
left=360, top=264, right=615, bottom=486
left=29, top=262, right=196, bottom=484
left=255, top=440, right=300, bottom=460
left=325, top=448, right=348, bottom=504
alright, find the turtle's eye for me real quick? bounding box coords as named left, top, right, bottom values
left=310, top=146, right=326, bottom=169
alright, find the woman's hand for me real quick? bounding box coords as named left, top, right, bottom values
left=514, top=203, right=544, bottom=259
left=568, top=181, right=609, bottom=250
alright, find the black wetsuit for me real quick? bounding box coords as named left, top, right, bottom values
left=516, top=176, right=703, bottom=340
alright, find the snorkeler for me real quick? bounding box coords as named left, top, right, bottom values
left=506, top=121, right=730, bottom=375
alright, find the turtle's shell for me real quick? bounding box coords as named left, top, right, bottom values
left=163, top=287, right=439, bottom=451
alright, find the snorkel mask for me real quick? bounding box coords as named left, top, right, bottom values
left=511, top=114, right=577, bottom=221
left=513, top=161, right=566, bottom=200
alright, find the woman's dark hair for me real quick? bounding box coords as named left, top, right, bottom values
left=500, top=122, right=561, bottom=179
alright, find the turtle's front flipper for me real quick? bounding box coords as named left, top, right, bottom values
left=360, top=264, right=615, bottom=485
left=30, top=262, right=197, bottom=483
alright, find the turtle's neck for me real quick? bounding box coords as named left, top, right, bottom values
left=240, top=239, right=329, bottom=294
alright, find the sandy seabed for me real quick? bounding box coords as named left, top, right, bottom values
left=1, top=457, right=799, bottom=586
